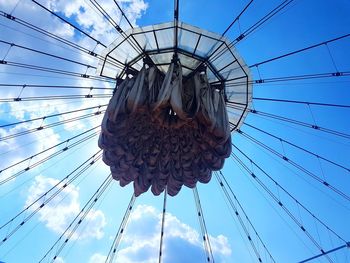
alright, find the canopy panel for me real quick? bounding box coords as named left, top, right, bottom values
left=96, top=21, right=252, bottom=130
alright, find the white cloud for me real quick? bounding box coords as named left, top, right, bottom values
left=52, top=21, right=75, bottom=38
left=95, top=205, right=232, bottom=263
left=210, top=234, right=232, bottom=257
left=55, top=256, right=65, bottom=263
left=25, top=175, right=107, bottom=240
left=0, top=122, right=60, bottom=183
left=46, top=0, right=148, bottom=46
left=122, top=0, right=149, bottom=26
left=0, top=0, right=148, bottom=135
left=88, top=253, right=107, bottom=263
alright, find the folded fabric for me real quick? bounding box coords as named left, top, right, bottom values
left=99, top=61, right=231, bottom=196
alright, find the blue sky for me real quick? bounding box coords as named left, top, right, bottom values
left=0, top=0, right=350, bottom=262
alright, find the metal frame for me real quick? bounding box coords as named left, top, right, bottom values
left=99, top=23, right=247, bottom=77
left=97, top=21, right=251, bottom=130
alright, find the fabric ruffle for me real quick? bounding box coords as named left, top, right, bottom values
left=99, top=61, right=231, bottom=196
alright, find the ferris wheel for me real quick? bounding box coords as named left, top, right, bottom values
left=0, top=0, right=349, bottom=262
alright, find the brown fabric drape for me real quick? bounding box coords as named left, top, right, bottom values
left=99, top=61, right=231, bottom=196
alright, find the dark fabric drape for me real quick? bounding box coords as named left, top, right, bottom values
left=99, top=62, right=231, bottom=196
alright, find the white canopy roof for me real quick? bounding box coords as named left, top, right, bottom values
left=96, top=21, right=252, bottom=130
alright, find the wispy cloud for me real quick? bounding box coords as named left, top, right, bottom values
left=0, top=122, right=60, bottom=183
left=0, top=0, right=148, bottom=181
left=0, top=0, right=148, bottom=134
left=46, top=0, right=148, bottom=46
left=25, top=175, right=107, bottom=240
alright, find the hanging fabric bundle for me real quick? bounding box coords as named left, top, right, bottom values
left=99, top=60, right=231, bottom=197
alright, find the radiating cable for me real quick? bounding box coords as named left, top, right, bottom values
left=41, top=175, right=113, bottom=263
left=0, top=83, right=113, bottom=90
left=232, top=144, right=348, bottom=243
left=193, top=187, right=215, bottom=262
left=243, top=122, right=350, bottom=173
left=158, top=187, right=167, bottom=263
left=1, top=60, right=115, bottom=82
left=236, top=129, right=350, bottom=202
left=0, top=94, right=111, bottom=103
left=0, top=108, right=106, bottom=142
left=0, top=39, right=97, bottom=69
left=0, top=11, right=124, bottom=70
left=0, top=132, right=100, bottom=186
left=0, top=151, right=102, bottom=245
left=0, top=125, right=100, bottom=177
left=252, top=97, right=350, bottom=108
left=105, top=194, right=137, bottom=263
left=214, top=172, right=267, bottom=262
left=221, top=0, right=255, bottom=36
left=249, top=33, right=350, bottom=69
left=227, top=103, right=350, bottom=140
left=231, top=153, right=335, bottom=263
left=210, top=0, right=296, bottom=62
left=0, top=105, right=107, bottom=128
left=30, top=0, right=107, bottom=48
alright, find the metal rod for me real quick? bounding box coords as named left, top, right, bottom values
left=158, top=188, right=167, bottom=263
left=298, top=243, right=350, bottom=263
left=174, top=0, right=179, bottom=56
left=250, top=33, right=350, bottom=68
left=253, top=97, right=350, bottom=108
left=222, top=0, right=255, bottom=36
left=193, top=187, right=214, bottom=262
left=106, top=194, right=137, bottom=263
left=31, top=0, right=106, bottom=47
